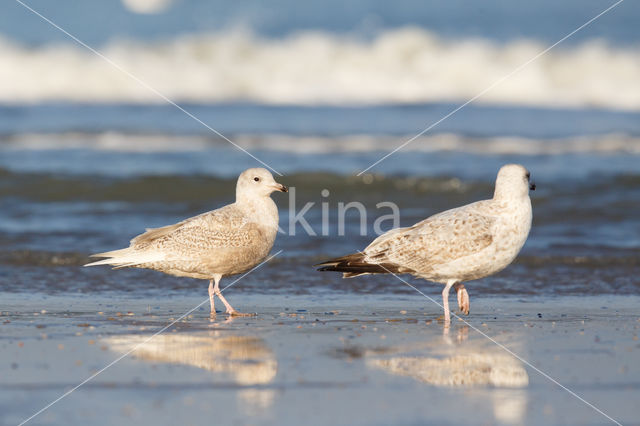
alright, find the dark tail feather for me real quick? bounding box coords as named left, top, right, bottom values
left=315, top=252, right=401, bottom=278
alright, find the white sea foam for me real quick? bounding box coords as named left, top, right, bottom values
left=3, top=132, right=640, bottom=155
left=121, top=0, right=173, bottom=14
left=0, top=28, right=639, bottom=109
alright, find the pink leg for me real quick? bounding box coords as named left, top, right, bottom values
left=213, top=277, right=255, bottom=317
left=454, top=282, right=470, bottom=315
left=208, top=280, right=216, bottom=317
left=441, top=280, right=455, bottom=325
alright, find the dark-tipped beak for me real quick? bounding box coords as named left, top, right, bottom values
left=529, top=182, right=536, bottom=191
left=274, top=183, right=288, bottom=193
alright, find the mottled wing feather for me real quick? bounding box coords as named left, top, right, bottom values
left=130, top=222, right=183, bottom=247
left=364, top=206, right=495, bottom=273
left=130, top=204, right=254, bottom=252
left=153, top=222, right=263, bottom=254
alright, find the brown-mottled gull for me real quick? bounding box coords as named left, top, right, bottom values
left=317, top=164, right=535, bottom=324
left=85, top=168, right=287, bottom=316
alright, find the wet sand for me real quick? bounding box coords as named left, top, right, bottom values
left=1, top=292, right=639, bottom=425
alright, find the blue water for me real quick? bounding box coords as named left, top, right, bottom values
left=1, top=103, right=639, bottom=137
left=3, top=0, right=638, bottom=45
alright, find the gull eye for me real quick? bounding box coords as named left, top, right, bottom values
left=525, top=172, right=530, bottom=180
left=254, top=177, right=260, bottom=182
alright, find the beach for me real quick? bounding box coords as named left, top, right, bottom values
left=2, top=292, right=639, bottom=425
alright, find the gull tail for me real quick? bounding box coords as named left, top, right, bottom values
left=315, top=253, right=401, bottom=278
left=84, top=247, right=164, bottom=269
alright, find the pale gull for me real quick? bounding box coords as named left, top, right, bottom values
left=85, top=168, right=287, bottom=316
left=317, top=164, right=535, bottom=324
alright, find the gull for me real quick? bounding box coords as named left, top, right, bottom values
left=85, top=168, right=287, bottom=317
left=317, top=164, right=535, bottom=324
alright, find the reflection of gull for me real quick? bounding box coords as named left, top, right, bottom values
left=104, top=334, right=277, bottom=384
left=492, top=389, right=528, bottom=425
left=318, top=164, right=535, bottom=324
left=366, top=333, right=528, bottom=425
left=368, top=353, right=528, bottom=388
left=86, top=168, right=287, bottom=316
left=104, top=333, right=278, bottom=411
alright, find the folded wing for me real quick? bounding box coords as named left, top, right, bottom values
left=85, top=204, right=258, bottom=268
left=317, top=204, right=495, bottom=278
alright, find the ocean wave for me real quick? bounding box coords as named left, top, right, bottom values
left=1, top=28, right=639, bottom=109
left=1, top=168, right=639, bottom=203
left=3, top=132, right=640, bottom=155
left=0, top=170, right=481, bottom=202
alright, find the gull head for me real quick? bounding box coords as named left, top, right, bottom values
left=494, top=164, right=535, bottom=200
left=236, top=168, right=288, bottom=200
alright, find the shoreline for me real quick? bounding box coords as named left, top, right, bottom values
left=2, top=292, right=638, bottom=425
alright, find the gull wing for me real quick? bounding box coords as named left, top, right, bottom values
left=129, top=204, right=256, bottom=249
left=86, top=204, right=262, bottom=268
left=364, top=203, right=495, bottom=273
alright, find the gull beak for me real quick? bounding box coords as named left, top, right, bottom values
left=529, top=182, right=536, bottom=191
left=272, top=183, right=288, bottom=193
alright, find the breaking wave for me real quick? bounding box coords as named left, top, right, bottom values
left=1, top=28, right=639, bottom=109
left=3, top=132, right=640, bottom=155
